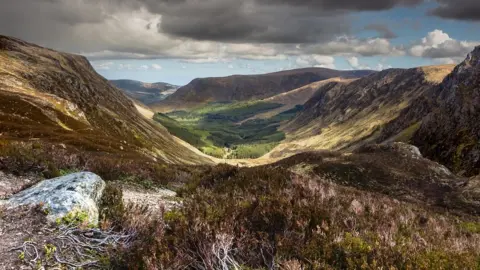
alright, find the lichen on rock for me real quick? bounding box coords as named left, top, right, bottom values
left=6, top=172, right=105, bottom=225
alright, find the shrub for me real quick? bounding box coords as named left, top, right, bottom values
left=114, top=165, right=480, bottom=269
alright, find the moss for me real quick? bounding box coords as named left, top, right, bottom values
left=459, top=222, right=480, bottom=234
left=55, top=210, right=90, bottom=227
left=163, top=209, right=186, bottom=223
left=395, top=121, right=422, bottom=142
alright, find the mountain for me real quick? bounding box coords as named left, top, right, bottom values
left=0, top=35, right=210, bottom=164
left=151, top=68, right=375, bottom=112
left=268, top=65, right=455, bottom=158
left=411, top=46, right=480, bottom=176
left=109, top=79, right=178, bottom=105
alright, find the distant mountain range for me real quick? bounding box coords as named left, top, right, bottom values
left=151, top=68, right=375, bottom=112
left=109, top=79, right=179, bottom=105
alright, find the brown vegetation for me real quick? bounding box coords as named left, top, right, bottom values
left=111, top=165, right=480, bottom=269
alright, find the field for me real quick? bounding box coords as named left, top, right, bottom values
left=153, top=101, right=302, bottom=158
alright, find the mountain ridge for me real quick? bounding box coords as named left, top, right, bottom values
left=267, top=64, right=455, bottom=158
left=412, top=46, right=480, bottom=176
left=151, top=68, right=376, bottom=112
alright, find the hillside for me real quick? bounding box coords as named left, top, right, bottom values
left=0, top=35, right=211, bottom=165
left=243, top=77, right=357, bottom=121
left=267, top=65, right=455, bottom=158
left=151, top=68, right=375, bottom=112
left=110, top=79, right=178, bottom=105
left=412, top=46, right=480, bottom=176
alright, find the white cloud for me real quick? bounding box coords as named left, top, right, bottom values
left=345, top=56, right=372, bottom=70
left=117, top=63, right=133, bottom=70
left=305, top=36, right=404, bottom=57
left=181, top=57, right=223, bottom=64
left=227, top=64, right=234, bottom=69
left=409, top=29, right=480, bottom=61
left=375, top=63, right=392, bottom=71
left=137, top=65, right=150, bottom=71
left=92, top=61, right=114, bottom=70
left=151, top=64, right=162, bottom=70
left=347, top=56, right=359, bottom=68
left=295, top=55, right=335, bottom=69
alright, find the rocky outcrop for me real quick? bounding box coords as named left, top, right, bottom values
left=270, top=65, right=453, bottom=158
left=6, top=172, right=105, bottom=224
left=412, top=46, right=480, bottom=176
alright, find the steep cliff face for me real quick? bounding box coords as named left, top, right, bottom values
left=412, top=46, right=480, bottom=176
left=0, top=35, right=211, bottom=164
left=151, top=68, right=375, bottom=112
left=268, top=65, right=454, bottom=158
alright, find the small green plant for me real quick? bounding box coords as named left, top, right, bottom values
left=44, top=244, right=56, bottom=260
left=460, top=222, right=480, bottom=234
left=18, top=251, right=25, bottom=261
left=55, top=210, right=89, bottom=226
left=163, top=209, right=186, bottom=223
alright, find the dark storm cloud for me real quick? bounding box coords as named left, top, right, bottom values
left=158, top=1, right=350, bottom=43
left=256, top=0, right=422, bottom=11
left=364, top=24, right=398, bottom=39
left=135, top=0, right=423, bottom=43
left=429, top=0, right=480, bottom=21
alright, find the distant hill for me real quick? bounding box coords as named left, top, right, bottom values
left=0, top=35, right=210, bottom=164
left=110, top=79, right=178, bottom=105
left=151, top=68, right=375, bottom=112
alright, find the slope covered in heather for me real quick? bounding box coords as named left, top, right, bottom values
left=0, top=35, right=211, bottom=165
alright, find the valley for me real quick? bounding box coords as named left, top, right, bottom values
left=153, top=101, right=300, bottom=158
left=1, top=34, right=480, bottom=269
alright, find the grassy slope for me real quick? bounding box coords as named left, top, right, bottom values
left=154, top=101, right=301, bottom=159
left=0, top=35, right=210, bottom=165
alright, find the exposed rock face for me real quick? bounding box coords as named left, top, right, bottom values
left=152, top=68, right=375, bottom=112
left=7, top=172, right=105, bottom=224
left=451, top=175, right=480, bottom=214
left=412, top=46, right=480, bottom=176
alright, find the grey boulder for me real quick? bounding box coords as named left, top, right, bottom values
left=6, top=172, right=105, bottom=225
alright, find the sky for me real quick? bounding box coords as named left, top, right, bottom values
left=0, top=0, right=479, bottom=85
